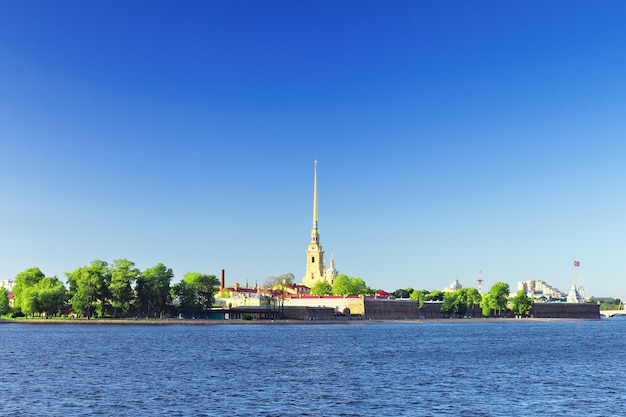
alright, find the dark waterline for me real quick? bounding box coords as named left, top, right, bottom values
left=1, top=319, right=625, bottom=416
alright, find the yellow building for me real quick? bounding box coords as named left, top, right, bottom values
left=301, top=161, right=337, bottom=288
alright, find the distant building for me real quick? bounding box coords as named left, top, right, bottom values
left=517, top=280, right=564, bottom=299
left=0, top=280, right=15, bottom=309
left=443, top=279, right=463, bottom=292
left=282, top=284, right=311, bottom=296
left=0, top=279, right=14, bottom=292
left=7, top=292, right=15, bottom=308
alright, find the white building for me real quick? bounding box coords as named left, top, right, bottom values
left=443, top=279, right=463, bottom=292
left=0, top=279, right=15, bottom=292
left=517, top=280, right=563, bottom=299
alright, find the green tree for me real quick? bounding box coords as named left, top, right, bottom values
left=351, top=277, right=371, bottom=295
left=331, top=274, right=371, bottom=296
left=12, top=267, right=46, bottom=315
left=511, top=290, right=533, bottom=317
left=218, top=287, right=231, bottom=298
left=11, top=268, right=66, bottom=317
left=331, top=275, right=351, bottom=295
left=34, top=277, right=66, bottom=317
left=109, top=259, right=139, bottom=318
left=441, top=291, right=459, bottom=317
left=588, top=297, right=622, bottom=310
left=18, top=286, right=39, bottom=316
left=66, top=260, right=111, bottom=318
left=480, top=293, right=495, bottom=317
left=480, top=282, right=510, bottom=317
left=66, top=266, right=91, bottom=317
left=425, top=290, right=444, bottom=302
left=172, top=280, right=197, bottom=314
left=458, top=288, right=482, bottom=317
left=136, top=263, right=173, bottom=318
left=409, top=289, right=428, bottom=309
left=0, top=288, right=10, bottom=315
left=440, top=289, right=480, bottom=317
left=489, top=282, right=510, bottom=316
left=310, top=281, right=332, bottom=296
left=392, top=288, right=414, bottom=298
left=183, top=272, right=220, bottom=311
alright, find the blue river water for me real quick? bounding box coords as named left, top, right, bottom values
left=1, top=318, right=625, bottom=417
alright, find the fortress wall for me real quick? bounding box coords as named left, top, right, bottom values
left=418, top=302, right=445, bottom=319
left=281, top=306, right=336, bottom=320
left=417, top=303, right=484, bottom=319
left=363, top=300, right=484, bottom=320
left=531, top=303, right=600, bottom=319
left=284, top=297, right=365, bottom=315
left=280, top=298, right=597, bottom=321
left=363, top=299, right=420, bottom=320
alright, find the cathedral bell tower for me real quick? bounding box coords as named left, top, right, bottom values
left=301, top=160, right=327, bottom=287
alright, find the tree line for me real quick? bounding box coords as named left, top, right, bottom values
left=391, top=282, right=534, bottom=317
left=6, top=259, right=220, bottom=319
left=2, top=262, right=535, bottom=319
left=309, top=274, right=372, bottom=296
left=311, top=276, right=533, bottom=317
left=275, top=275, right=533, bottom=318
left=588, top=297, right=621, bottom=311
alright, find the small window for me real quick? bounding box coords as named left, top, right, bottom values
left=312, top=256, right=315, bottom=263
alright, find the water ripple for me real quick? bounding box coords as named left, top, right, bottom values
left=1, top=320, right=625, bottom=416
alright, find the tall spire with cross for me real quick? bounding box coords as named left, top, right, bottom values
left=302, top=160, right=327, bottom=287
left=311, top=160, right=319, bottom=244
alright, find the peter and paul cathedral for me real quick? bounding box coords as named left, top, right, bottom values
left=301, top=161, right=337, bottom=288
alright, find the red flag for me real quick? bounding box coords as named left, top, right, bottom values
left=574, top=261, right=580, bottom=267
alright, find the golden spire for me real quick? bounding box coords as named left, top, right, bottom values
left=313, top=160, right=318, bottom=228
left=311, top=160, right=320, bottom=244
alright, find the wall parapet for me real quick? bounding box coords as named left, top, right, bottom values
left=531, top=302, right=600, bottom=319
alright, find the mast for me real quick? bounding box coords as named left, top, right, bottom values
left=572, top=260, right=579, bottom=285
left=567, top=260, right=582, bottom=303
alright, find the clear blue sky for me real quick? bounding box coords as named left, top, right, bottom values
left=1, top=1, right=625, bottom=299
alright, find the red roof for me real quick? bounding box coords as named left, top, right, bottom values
left=290, top=284, right=309, bottom=289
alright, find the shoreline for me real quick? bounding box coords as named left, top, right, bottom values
left=0, top=317, right=600, bottom=325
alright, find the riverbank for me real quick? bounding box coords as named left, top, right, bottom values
left=0, top=317, right=600, bottom=325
